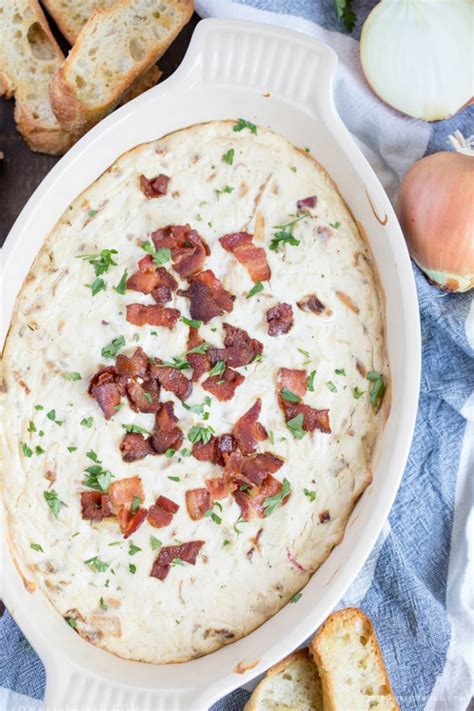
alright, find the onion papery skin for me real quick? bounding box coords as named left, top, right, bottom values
left=397, top=152, right=474, bottom=293
left=360, top=0, right=474, bottom=122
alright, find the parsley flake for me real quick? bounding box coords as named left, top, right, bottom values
left=326, top=381, right=337, bottom=393
left=335, top=368, right=346, bottom=376
left=44, top=489, right=65, bottom=518
left=281, top=387, right=301, bottom=403
left=304, top=488, right=317, bottom=502
left=131, top=496, right=141, bottom=513
left=181, top=316, right=203, bottom=329
left=141, top=241, right=171, bottom=266
left=129, top=563, right=136, bottom=574
left=122, top=423, right=151, bottom=435
left=66, top=616, right=77, bottom=629
left=81, top=416, right=94, bottom=428
left=84, top=556, right=109, bottom=573
left=263, top=478, right=291, bottom=516
left=85, top=277, right=106, bottom=296
left=101, top=336, right=126, bottom=359
left=30, top=543, right=44, bottom=553
left=21, top=442, right=33, bottom=457
left=366, top=371, right=386, bottom=411
left=78, top=248, right=117, bottom=276
left=286, top=413, right=306, bottom=440
left=99, top=597, right=108, bottom=610
left=188, top=425, right=214, bottom=445
left=247, top=281, right=264, bottom=299
left=208, top=361, right=225, bottom=378
left=27, top=421, right=36, bottom=432
left=353, top=386, right=364, bottom=400
left=290, top=592, right=302, bottom=603
left=113, top=270, right=128, bottom=294
left=128, top=542, right=142, bottom=556
left=233, top=118, right=257, bottom=134
left=64, top=372, right=81, bottom=381
left=330, top=221, right=341, bottom=229
left=171, top=558, right=185, bottom=567
left=307, top=370, right=316, bottom=391
left=165, top=449, right=176, bottom=458
left=222, top=148, right=235, bottom=165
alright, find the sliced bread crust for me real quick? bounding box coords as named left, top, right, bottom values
left=310, top=608, right=399, bottom=711
left=49, top=0, right=193, bottom=134
left=0, top=0, right=76, bottom=154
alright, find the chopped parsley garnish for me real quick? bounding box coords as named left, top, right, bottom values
left=366, top=371, right=385, bottom=411
left=141, top=240, right=171, bottom=266
left=158, top=355, right=191, bottom=370
left=86, top=277, right=106, bottom=297
left=263, top=478, right=291, bottom=516
left=335, top=368, right=346, bottom=376
left=187, top=342, right=210, bottom=356
left=297, top=348, right=310, bottom=359
left=307, top=370, right=316, bottom=391
left=150, top=536, right=162, bottom=551
left=30, top=543, right=44, bottom=553
left=81, top=416, right=94, bottom=428
left=44, top=489, right=64, bottom=518
left=27, top=421, right=36, bottom=432
left=88, top=209, right=97, bottom=218
left=233, top=118, right=257, bottom=134
left=99, top=597, right=108, bottom=610
left=77, top=248, right=117, bottom=276
left=247, top=281, right=264, bottom=299
left=21, top=442, right=33, bottom=457
left=67, top=446, right=77, bottom=453
left=86, top=450, right=100, bottom=462
left=182, top=396, right=212, bottom=416
left=273, top=213, right=309, bottom=231
left=223, top=539, right=231, bottom=547
left=290, top=166, right=297, bottom=173
left=113, top=270, right=128, bottom=294
left=204, top=501, right=223, bottom=525
left=128, top=542, right=142, bottom=556
left=129, top=563, right=136, bottom=574
left=122, top=423, right=151, bottom=435
left=168, top=475, right=181, bottom=482
left=83, top=459, right=113, bottom=491
left=215, top=185, right=234, bottom=199
left=222, top=148, right=235, bottom=165
left=333, top=0, right=357, bottom=32
left=281, top=387, right=301, bottom=403
left=188, top=425, right=214, bottom=445
left=290, top=592, right=302, bottom=603
left=353, top=386, right=364, bottom=400
left=330, top=221, right=341, bottom=229
left=304, top=488, right=317, bottom=502
left=101, top=335, right=126, bottom=359
left=181, top=316, right=203, bottom=329
left=64, top=372, right=81, bottom=381
left=326, top=381, right=337, bottom=393
left=131, top=496, right=141, bottom=513
left=47, top=409, right=63, bottom=425
left=84, top=556, right=109, bottom=573
left=66, top=616, right=77, bottom=629
left=269, top=430, right=275, bottom=445
left=180, top=448, right=191, bottom=457
left=269, top=229, right=300, bottom=252
left=171, top=558, right=185, bottom=567
left=35, top=446, right=45, bottom=455
left=165, top=448, right=176, bottom=458
left=208, top=361, right=225, bottom=378
left=34, top=404, right=44, bottom=411
left=286, top=413, right=306, bottom=439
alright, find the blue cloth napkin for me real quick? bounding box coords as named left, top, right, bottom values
left=2, top=1, right=473, bottom=709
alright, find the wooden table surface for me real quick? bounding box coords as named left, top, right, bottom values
left=0, top=12, right=200, bottom=246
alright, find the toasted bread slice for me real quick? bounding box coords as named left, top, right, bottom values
left=244, top=649, right=324, bottom=711
left=41, top=0, right=162, bottom=101
left=0, top=0, right=76, bottom=154
left=310, top=608, right=399, bottom=711
left=49, top=0, right=193, bottom=133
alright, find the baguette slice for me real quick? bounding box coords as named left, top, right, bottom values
left=0, top=0, right=77, bottom=154
left=244, top=649, right=324, bottom=711
left=41, top=0, right=162, bottom=101
left=49, top=0, right=193, bottom=133
left=310, top=608, right=399, bottom=711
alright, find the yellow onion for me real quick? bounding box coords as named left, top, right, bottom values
left=397, top=152, right=474, bottom=292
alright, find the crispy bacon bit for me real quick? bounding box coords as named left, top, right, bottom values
left=185, top=488, right=212, bottom=520
left=126, top=255, right=159, bottom=294
left=152, top=224, right=210, bottom=278
left=216, top=433, right=236, bottom=465
left=152, top=268, right=178, bottom=305
left=219, top=232, right=271, bottom=282
left=150, top=541, right=205, bottom=581
left=205, top=476, right=229, bottom=500
left=319, top=509, right=331, bottom=523
left=202, top=366, right=244, bottom=401
left=150, top=401, right=183, bottom=454
left=147, top=495, right=180, bottom=528
left=222, top=451, right=247, bottom=491
left=277, top=368, right=308, bottom=399
left=187, top=327, right=210, bottom=381
left=233, top=474, right=283, bottom=521
left=118, top=506, right=148, bottom=538
left=140, top=173, right=169, bottom=199
left=209, top=323, right=263, bottom=368
left=277, top=368, right=331, bottom=434
left=192, top=437, right=217, bottom=462
left=335, top=290, right=360, bottom=314
left=80, top=491, right=111, bottom=521
left=297, top=195, right=317, bottom=209
left=126, top=304, right=180, bottom=329
left=126, top=379, right=160, bottom=413
left=109, top=476, right=144, bottom=511
left=149, top=361, right=192, bottom=401
left=178, top=270, right=234, bottom=324
left=297, top=294, right=330, bottom=315
left=115, top=347, right=149, bottom=377
left=241, top=452, right=284, bottom=486
left=88, top=366, right=121, bottom=420
left=232, top=399, right=267, bottom=454
left=120, top=432, right=154, bottom=462
left=266, top=303, right=294, bottom=336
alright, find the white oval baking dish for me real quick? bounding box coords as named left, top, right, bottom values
left=0, top=18, right=421, bottom=711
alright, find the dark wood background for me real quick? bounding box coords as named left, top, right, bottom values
left=0, top=12, right=200, bottom=247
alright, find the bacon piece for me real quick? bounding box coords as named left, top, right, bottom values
left=192, top=437, right=217, bottom=463
left=222, top=451, right=248, bottom=492
left=178, top=270, right=234, bottom=324
left=232, top=399, right=267, bottom=454
left=149, top=361, right=192, bottom=401
left=296, top=195, right=317, bottom=209
left=297, top=294, right=327, bottom=315
left=202, top=366, right=244, bottom=401
left=115, top=347, right=149, bottom=377
left=185, top=488, right=212, bottom=520
left=150, top=541, right=205, bottom=581
left=126, top=378, right=160, bottom=413
left=233, top=474, right=283, bottom=521
left=186, top=327, right=211, bottom=381
left=80, top=491, right=111, bottom=521
left=205, top=476, right=229, bottom=500
left=152, top=224, right=210, bottom=278
left=88, top=366, right=122, bottom=420
left=126, top=255, right=159, bottom=294
left=152, top=268, right=178, bottom=305
left=150, top=401, right=183, bottom=454
left=147, top=495, right=180, bottom=529
left=277, top=368, right=331, bottom=434
left=140, top=173, right=169, bottom=199
left=109, top=476, right=144, bottom=511
left=216, top=433, right=236, bottom=465
left=220, top=232, right=271, bottom=282
left=266, top=303, right=294, bottom=336
left=277, top=368, right=308, bottom=399
left=209, top=323, right=263, bottom=369
left=118, top=506, right=148, bottom=538
left=241, top=452, right=284, bottom=486
left=120, top=432, right=154, bottom=462
left=126, top=304, right=180, bottom=329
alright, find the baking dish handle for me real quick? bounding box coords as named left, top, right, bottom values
left=172, top=18, right=338, bottom=116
